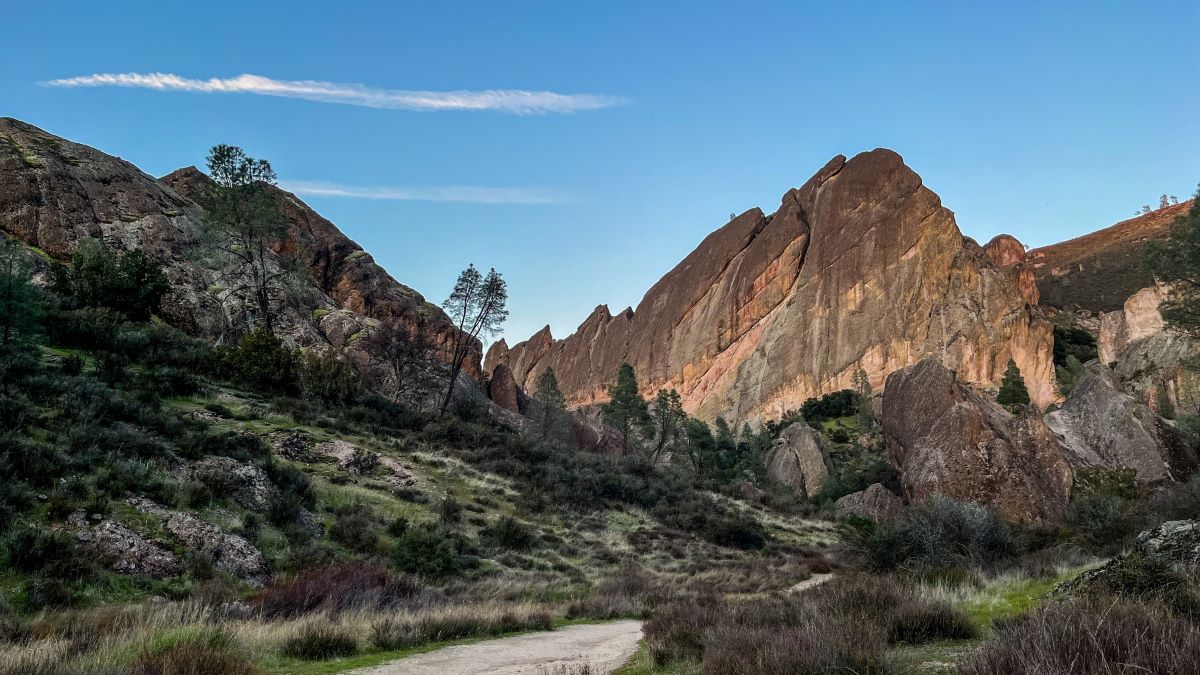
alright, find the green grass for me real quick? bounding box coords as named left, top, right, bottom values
left=613, top=641, right=692, bottom=675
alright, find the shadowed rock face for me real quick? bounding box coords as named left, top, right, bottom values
left=883, top=359, right=1072, bottom=523
left=834, top=483, right=903, bottom=523
left=492, top=149, right=1055, bottom=422
left=764, top=422, right=833, bottom=497
left=0, top=118, right=479, bottom=388
left=1045, top=362, right=1198, bottom=484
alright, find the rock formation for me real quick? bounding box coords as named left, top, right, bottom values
left=764, top=423, right=833, bottom=497
left=487, top=363, right=524, bottom=414
left=882, top=359, right=1072, bottom=523
left=983, top=234, right=1039, bottom=305
left=492, top=149, right=1056, bottom=422
left=1098, top=285, right=1168, bottom=365
left=1029, top=201, right=1192, bottom=313
left=0, top=117, right=478, bottom=395
left=1045, top=362, right=1196, bottom=484
left=834, top=483, right=903, bottom=522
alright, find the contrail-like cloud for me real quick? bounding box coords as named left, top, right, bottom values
left=41, top=72, right=625, bottom=114
left=281, top=180, right=566, bottom=205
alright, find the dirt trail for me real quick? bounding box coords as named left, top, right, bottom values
left=787, top=571, right=834, bottom=593
left=349, top=619, right=643, bottom=674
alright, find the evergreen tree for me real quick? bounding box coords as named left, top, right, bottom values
left=853, top=368, right=874, bottom=431
left=602, top=363, right=650, bottom=453
left=299, top=350, right=362, bottom=406
left=0, top=237, right=42, bottom=351
left=533, top=367, right=566, bottom=439
left=199, top=145, right=293, bottom=336
left=51, top=240, right=169, bottom=320
left=649, top=388, right=685, bottom=461
left=1056, top=355, right=1086, bottom=396
left=441, top=265, right=508, bottom=416
left=1145, top=188, right=1200, bottom=332
left=997, top=359, right=1031, bottom=407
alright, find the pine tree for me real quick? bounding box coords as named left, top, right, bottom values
left=441, top=265, right=508, bottom=416
left=602, top=363, right=650, bottom=453
left=0, top=237, right=42, bottom=351
left=997, top=359, right=1031, bottom=408
left=649, top=388, right=685, bottom=461
left=533, top=367, right=566, bottom=439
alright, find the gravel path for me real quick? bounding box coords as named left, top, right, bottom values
left=349, top=620, right=644, bottom=674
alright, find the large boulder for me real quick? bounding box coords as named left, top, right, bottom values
left=1044, top=362, right=1197, bottom=484
left=487, top=363, right=524, bottom=414
left=491, top=149, right=1056, bottom=422
left=883, top=359, right=1073, bottom=523
left=765, top=423, right=833, bottom=497
left=834, top=483, right=903, bottom=522
left=190, top=456, right=276, bottom=512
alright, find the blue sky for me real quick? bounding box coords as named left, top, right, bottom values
left=2, top=2, right=1197, bottom=345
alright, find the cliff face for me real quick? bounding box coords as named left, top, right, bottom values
left=0, top=118, right=479, bottom=389
left=492, top=149, right=1055, bottom=422
left=1029, top=201, right=1191, bottom=313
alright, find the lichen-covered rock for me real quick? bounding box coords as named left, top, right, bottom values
left=1136, top=520, right=1200, bottom=569
left=1044, top=361, right=1197, bottom=484
left=834, top=483, right=903, bottom=522
left=190, top=456, right=276, bottom=511
left=764, top=423, right=832, bottom=497
left=269, top=431, right=318, bottom=462
left=493, top=149, right=1056, bottom=422
left=75, top=521, right=181, bottom=579
left=883, top=359, right=1072, bottom=523
left=316, top=440, right=416, bottom=486
left=1061, top=520, right=1200, bottom=597
left=128, top=498, right=271, bottom=585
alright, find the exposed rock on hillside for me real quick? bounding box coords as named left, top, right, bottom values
left=1029, top=201, right=1192, bottom=312
left=0, top=117, right=479, bottom=394
left=983, top=234, right=1039, bottom=305
left=1098, top=285, right=1168, bottom=365
left=487, top=363, right=524, bottom=414
left=75, top=520, right=182, bottom=580
left=493, top=150, right=1056, bottom=422
left=765, top=423, right=833, bottom=497
left=882, top=360, right=1072, bottom=523
left=834, top=483, right=903, bottom=522
left=1044, top=362, right=1196, bottom=484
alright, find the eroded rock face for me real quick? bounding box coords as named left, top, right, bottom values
left=0, top=118, right=479, bottom=393
left=764, top=423, right=832, bottom=497
left=983, top=234, right=1039, bottom=305
left=1098, top=286, right=1168, bottom=365
left=834, top=483, right=903, bottom=522
left=1044, top=362, right=1196, bottom=484
left=882, top=359, right=1072, bottom=523
left=487, top=363, right=523, bottom=413
left=493, top=149, right=1055, bottom=422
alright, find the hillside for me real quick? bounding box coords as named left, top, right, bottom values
left=1029, top=201, right=1192, bottom=313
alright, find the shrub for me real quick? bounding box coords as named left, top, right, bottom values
left=329, top=507, right=381, bottom=554
left=846, top=496, right=1017, bottom=572
left=1065, top=494, right=1134, bottom=549
left=390, top=526, right=463, bottom=579
left=961, top=596, right=1200, bottom=675
left=799, top=389, right=858, bottom=426
left=134, top=630, right=256, bottom=675
left=299, top=350, right=361, bottom=406
left=281, top=622, right=358, bottom=660
left=1072, top=466, right=1140, bottom=500
left=703, top=514, right=767, bottom=550
left=51, top=241, right=169, bottom=321
left=370, top=605, right=553, bottom=651
left=214, top=326, right=298, bottom=395
left=253, top=562, right=431, bottom=618
left=887, top=600, right=978, bottom=644
left=481, top=516, right=534, bottom=551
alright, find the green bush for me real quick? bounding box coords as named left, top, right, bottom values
left=482, top=516, right=534, bottom=551
left=50, top=241, right=169, bottom=321
left=214, top=325, right=299, bottom=394
left=847, top=496, right=1017, bottom=572
left=389, top=525, right=463, bottom=579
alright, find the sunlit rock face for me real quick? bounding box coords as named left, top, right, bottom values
left=495, top=149, right=1055, bottom=422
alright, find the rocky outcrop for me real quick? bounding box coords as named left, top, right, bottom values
left=75, top=520, right=182, bottom=579
left=190, top=456, right=276, bottom=512
left=487, top=363, right=523, bottom=413
left=493, top=149, right=1056, bottom=422
left=315, top=440, right=417, bottom=487
left=1098, top=286, right=1168, bottom=365
left=764, top=423, right=832, bottom=497
left=834, top=483, right=903, bottom=522
left=129, top=498, right=271, bottom=585
left=983, top=234, right=1039, bottom=305
left=1061, top=520, right=1200, bottom=597
left=882, top=360, right=1072, bottom=523
left=1045, top=362, right=1196, bottom=484
left=0, top=118, right=478, bottom=395
left=1029, top=201, right=1192, bottom=313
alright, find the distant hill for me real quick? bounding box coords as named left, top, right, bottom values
left=1029, top=201, right=1192, bottom=313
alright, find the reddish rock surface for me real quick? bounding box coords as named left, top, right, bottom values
left=0, top=118, right=478, bottom=389
left=487, top=363, right=523, bottom=413
left=883, top=359, right=1072, bottom=523
left=983, top=234, right=1040, bottom=305
left=494, top=149, right=1056, bottom=421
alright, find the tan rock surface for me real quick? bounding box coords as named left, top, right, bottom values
left=494, top=150, right=1055, bottom=422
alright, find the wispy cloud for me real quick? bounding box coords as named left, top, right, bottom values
left=41, top=72, right=625, bottom=115
left=280, top=180, right=566, bottom=205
